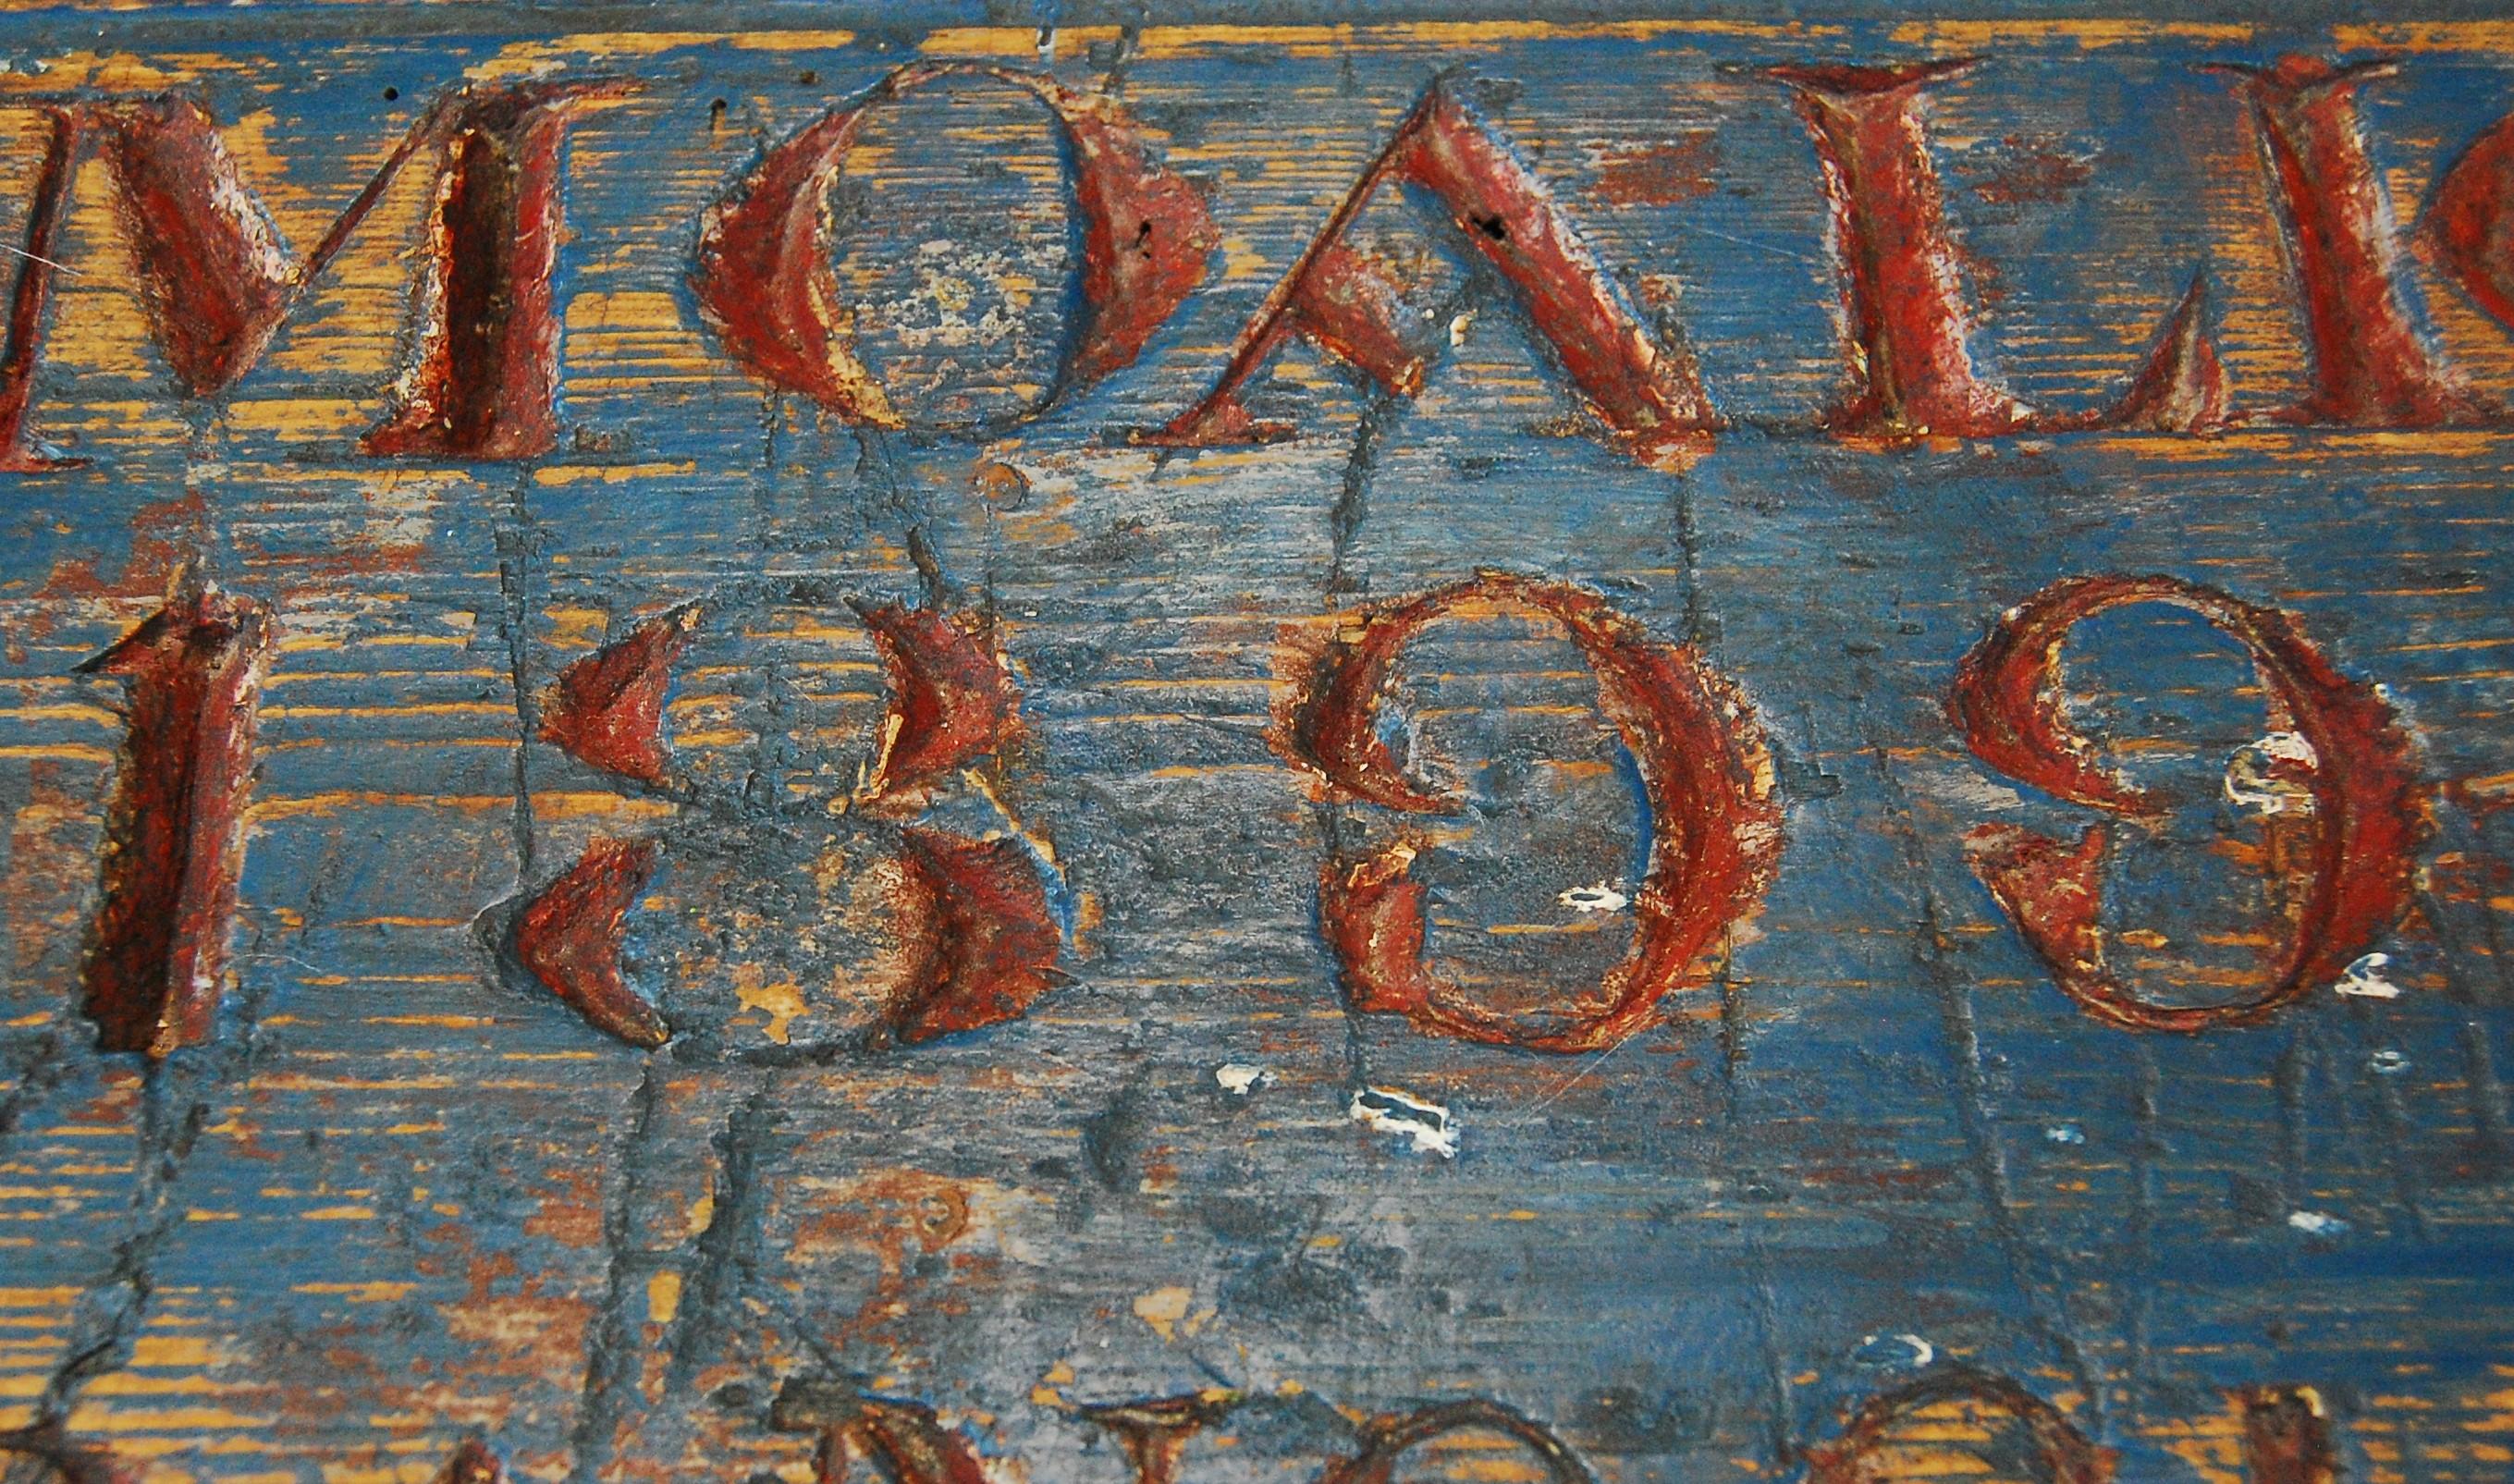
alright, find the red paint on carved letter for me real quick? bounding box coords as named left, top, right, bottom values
left=1806, top=1371, right=2115, bottom=1484
left=1949, top=573, right=2429, bottom=1029
left=693, top=64, right=1214, bottom=426
left=539, top=605, right=700, bottom=786
left=1078, top=1394, right=1245, bottom=1484
left=853, top=603, right=1020, bottom=809
left=0, top=83, right=615, bottom=463
left=773, top=1386, right=992, bottom=1484
left=2236, top=1387, right=2339, bottom=1484
left=1150, top=79, right=1716, bottom=470
left=363, top=83, right=622, bottom=459
left=2210, top=55, right=2487, bottom=425
left=882, top=828, right=1060, bottom=1048
left=79, top=582, right=272, bottom=1059
left=1292, top=572, right=1780, bottom=1053
left=1316, top=1400, right=1594, bottom=1484
left=0, top=107, right=86, bottom=471
left=2423, top=107, right=2514, bottom=336
left=1767, top=60, right=2033, bottom=438
left=512, top=837, right=668, bottom=1049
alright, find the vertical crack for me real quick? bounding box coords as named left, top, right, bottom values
left=497, top=463, right=543, bottom=882
left=38, top=950, right=276, bottom=1421
left=1860, top=730, right=2111, bottom=1438
left=566, top=1057, right=668, bottom=1484
left=2125, top=1042, right=2162, bottom=1421
left=1716, top=956, right=1795, bottom=1468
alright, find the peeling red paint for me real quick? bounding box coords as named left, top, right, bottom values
left=1316, top=1399, right=1594, bottom=1484
left=1293, top=572, right=1780, bottom=1053
left=2236, top=1386, right=2338, bottom=1484
left=538, top=605, right=701, bottom=786
left=852, top=603, right=1020, bottom=809
left=1767, top=59, right=2034, bottom=438
left=1805, top=1370, right=2115, bottom=1484
left=1077, top=1393, right=1245, bottom=1484
left=512, top=837, right=668, bottom=1049
left=0, top=82, right=613, bottom=463
left=771, top=1386, right=991, bottom=1484
left=1949, top=573, right=2430, bottom=1030
left=0, top=105, right=84, bottom=472
left=432, top=1438, right=505, bottom=1484
left=2091, top=271, right=2229, bottom=434
left=693, top=63, right=1214, bottom=425
left=1591, top=133, right=1722, bottom=207
left=362, top=83, right=627, bottom=459
left=881, top=828, right=1059, bottom=1048
left=1966, top=133, right=2096, bottom=206
left=1148, top=78, right=1717, bottom=471
left=79, top=581, right=273, bottom=1059
left=2422, top=105, right=2514, bottom=336
left=2209, top=55, right=2489, bottom=426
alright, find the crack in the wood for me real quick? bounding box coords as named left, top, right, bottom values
left=2125, top=1042, right=2162, bottom=1421
left=1716, top=958, right=1797, bottom=1468
left=2340, top=995, right=2432, bottom=1239
left=497, top=464, right=544, bottom=882
left=566, top=1058, right=669, bottom=1484
left=853, top=427, right=956, bottom=611
left=1859, top=730, right=2113, bottom=1439
left=659, top=1077, right=780, bottom=1396
left=37, top=938, right=276, bottom=1422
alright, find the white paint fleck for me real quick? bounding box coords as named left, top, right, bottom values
left=1215, top=1062, right=1275, bottom=1097
left=2336, top=952, right=2403, bottom=1000
left=2369, top=1049, right=2410, bottom=1076
left=2288, top=1210, right=2349, bottom=1237
left=1559, top=881, right=1628, bottom=914
left=1349, top=1086, right=1458, bottom=1159
left=2224, top=731, right=2319, bottom=816
left=2045, top=1124, right=2085, bottom=1146
left=1450, top=312, right=1476, bottom=347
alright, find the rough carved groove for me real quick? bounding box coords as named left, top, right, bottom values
left=1949, top=573, right=2430, bottom=1030
left=1146, top=76, right=1719, bottom=470
left=1291, top=571, right=1781, bottom=1053
left=79, top=581, right=273, bottom=1059
left=0, top=82, right=619, bottom=466
left=693, top=62, right=1217, bottom=427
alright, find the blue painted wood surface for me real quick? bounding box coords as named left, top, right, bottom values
left=0, top=10, right=2508, bottom=1483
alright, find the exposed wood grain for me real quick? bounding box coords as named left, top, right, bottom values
left=0, top=14, right=2508, bottom=1484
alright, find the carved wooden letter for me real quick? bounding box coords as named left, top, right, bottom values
left=1949, top=573, right=2430, bottom=1030
left=0, top=82, right=619, bottom=466
left=1147, top=78, right=1718, bottom=470
left=2208, top=55, right=2488, bottom=426
left=1287, top=572, right=1780, bottom=1053
left=79, top=583, right=272, bottom=1058
left=693, top=63, right=1215, bottom=428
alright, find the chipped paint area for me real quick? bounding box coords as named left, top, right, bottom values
left=2335, top=950, right=2405, bottom=1000
left=1348, top=1085, right=1459, bottom=1159
left=1, top=16, right=2513, bottom=1484
left=1213, top=1061, right=1274, bottom=1095
left=1557, top=881, right=1628, bottom=914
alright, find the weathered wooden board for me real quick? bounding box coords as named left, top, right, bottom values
left=0, top=8, right=2511, bottom=1484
